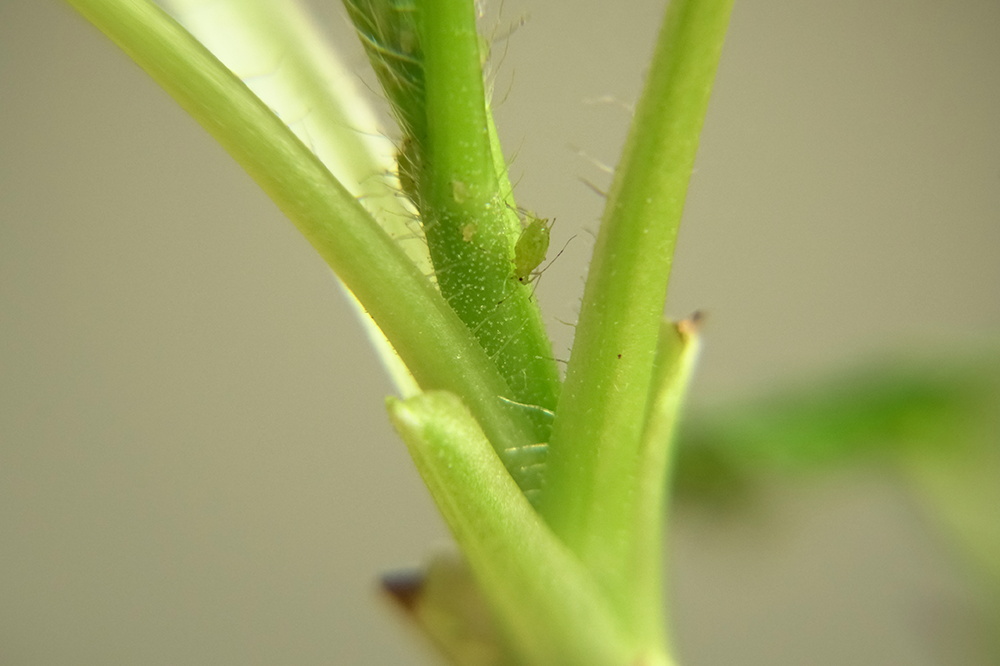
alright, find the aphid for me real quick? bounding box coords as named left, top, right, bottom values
left=513, top=213, right=551, bottom=283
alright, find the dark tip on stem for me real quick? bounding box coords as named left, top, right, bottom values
left=381, top=570, right=425, bottom=612
left=681, top=310, right=706, bottom=334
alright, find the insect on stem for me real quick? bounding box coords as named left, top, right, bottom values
left=512, top=212, right=552, bottom=284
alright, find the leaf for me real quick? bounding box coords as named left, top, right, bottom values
left=673, top=349, right=1000, bottom=659
left=675, top=352, right=1000, bottom=501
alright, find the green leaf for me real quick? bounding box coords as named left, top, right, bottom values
left=675, top=354, right=999, bottom=493
left=674, top=351, right=1000, bottom=658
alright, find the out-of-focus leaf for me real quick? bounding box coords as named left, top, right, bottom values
left=674, top=351, right=1000, bottom=510
left=900, top=407, right=1000, bottom=660
left=673, top=349, right=1000, bottom=661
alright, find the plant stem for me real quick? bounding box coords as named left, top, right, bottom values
left=65, top=0, right=539, bottom=468
left=628, top=320, right=700, bottom=643
left=345, top=0, right=562, bottom=444
left=539, top=0, right=733, bottom=597
left=416, top=0, right=561, bottom=428
left=388, top=391, right=634, bottom=666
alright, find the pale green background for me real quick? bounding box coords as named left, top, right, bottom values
left=1, top=0, right=998, bottom=664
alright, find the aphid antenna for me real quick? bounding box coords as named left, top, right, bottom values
left=545, top=229, right=574, bottom=264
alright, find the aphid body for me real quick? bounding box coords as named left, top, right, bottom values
left=513, top=214, right=551, bottom=283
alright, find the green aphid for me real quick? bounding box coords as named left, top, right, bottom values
left=513, top=214, right=551, bottom=284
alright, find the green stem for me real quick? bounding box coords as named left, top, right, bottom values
left=65, top=0, right=538, bottom=467
left=162, top=0, right=433, bottom=272
left=628, top=321, right=700, bottom=643
left=387, top=391, right=640, bottom=666
left=418, top=0, right=496, bottom=207
left=539, top=0, right=733, bottom=581
left=345, top=0, right=561, bottom=441
left=415, top=0, right=561, bottom=429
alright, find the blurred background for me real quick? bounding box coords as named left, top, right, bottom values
left=1, top=0, right=998, bottom=664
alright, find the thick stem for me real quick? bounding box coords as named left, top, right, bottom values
left=539, top=0, right=733, bottom=596
left=65, top=0, right=538, bottom=466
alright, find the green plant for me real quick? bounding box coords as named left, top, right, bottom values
left=44, top=0, right=1000, bottom=664
left=64, top=0, right=728, bottom=662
